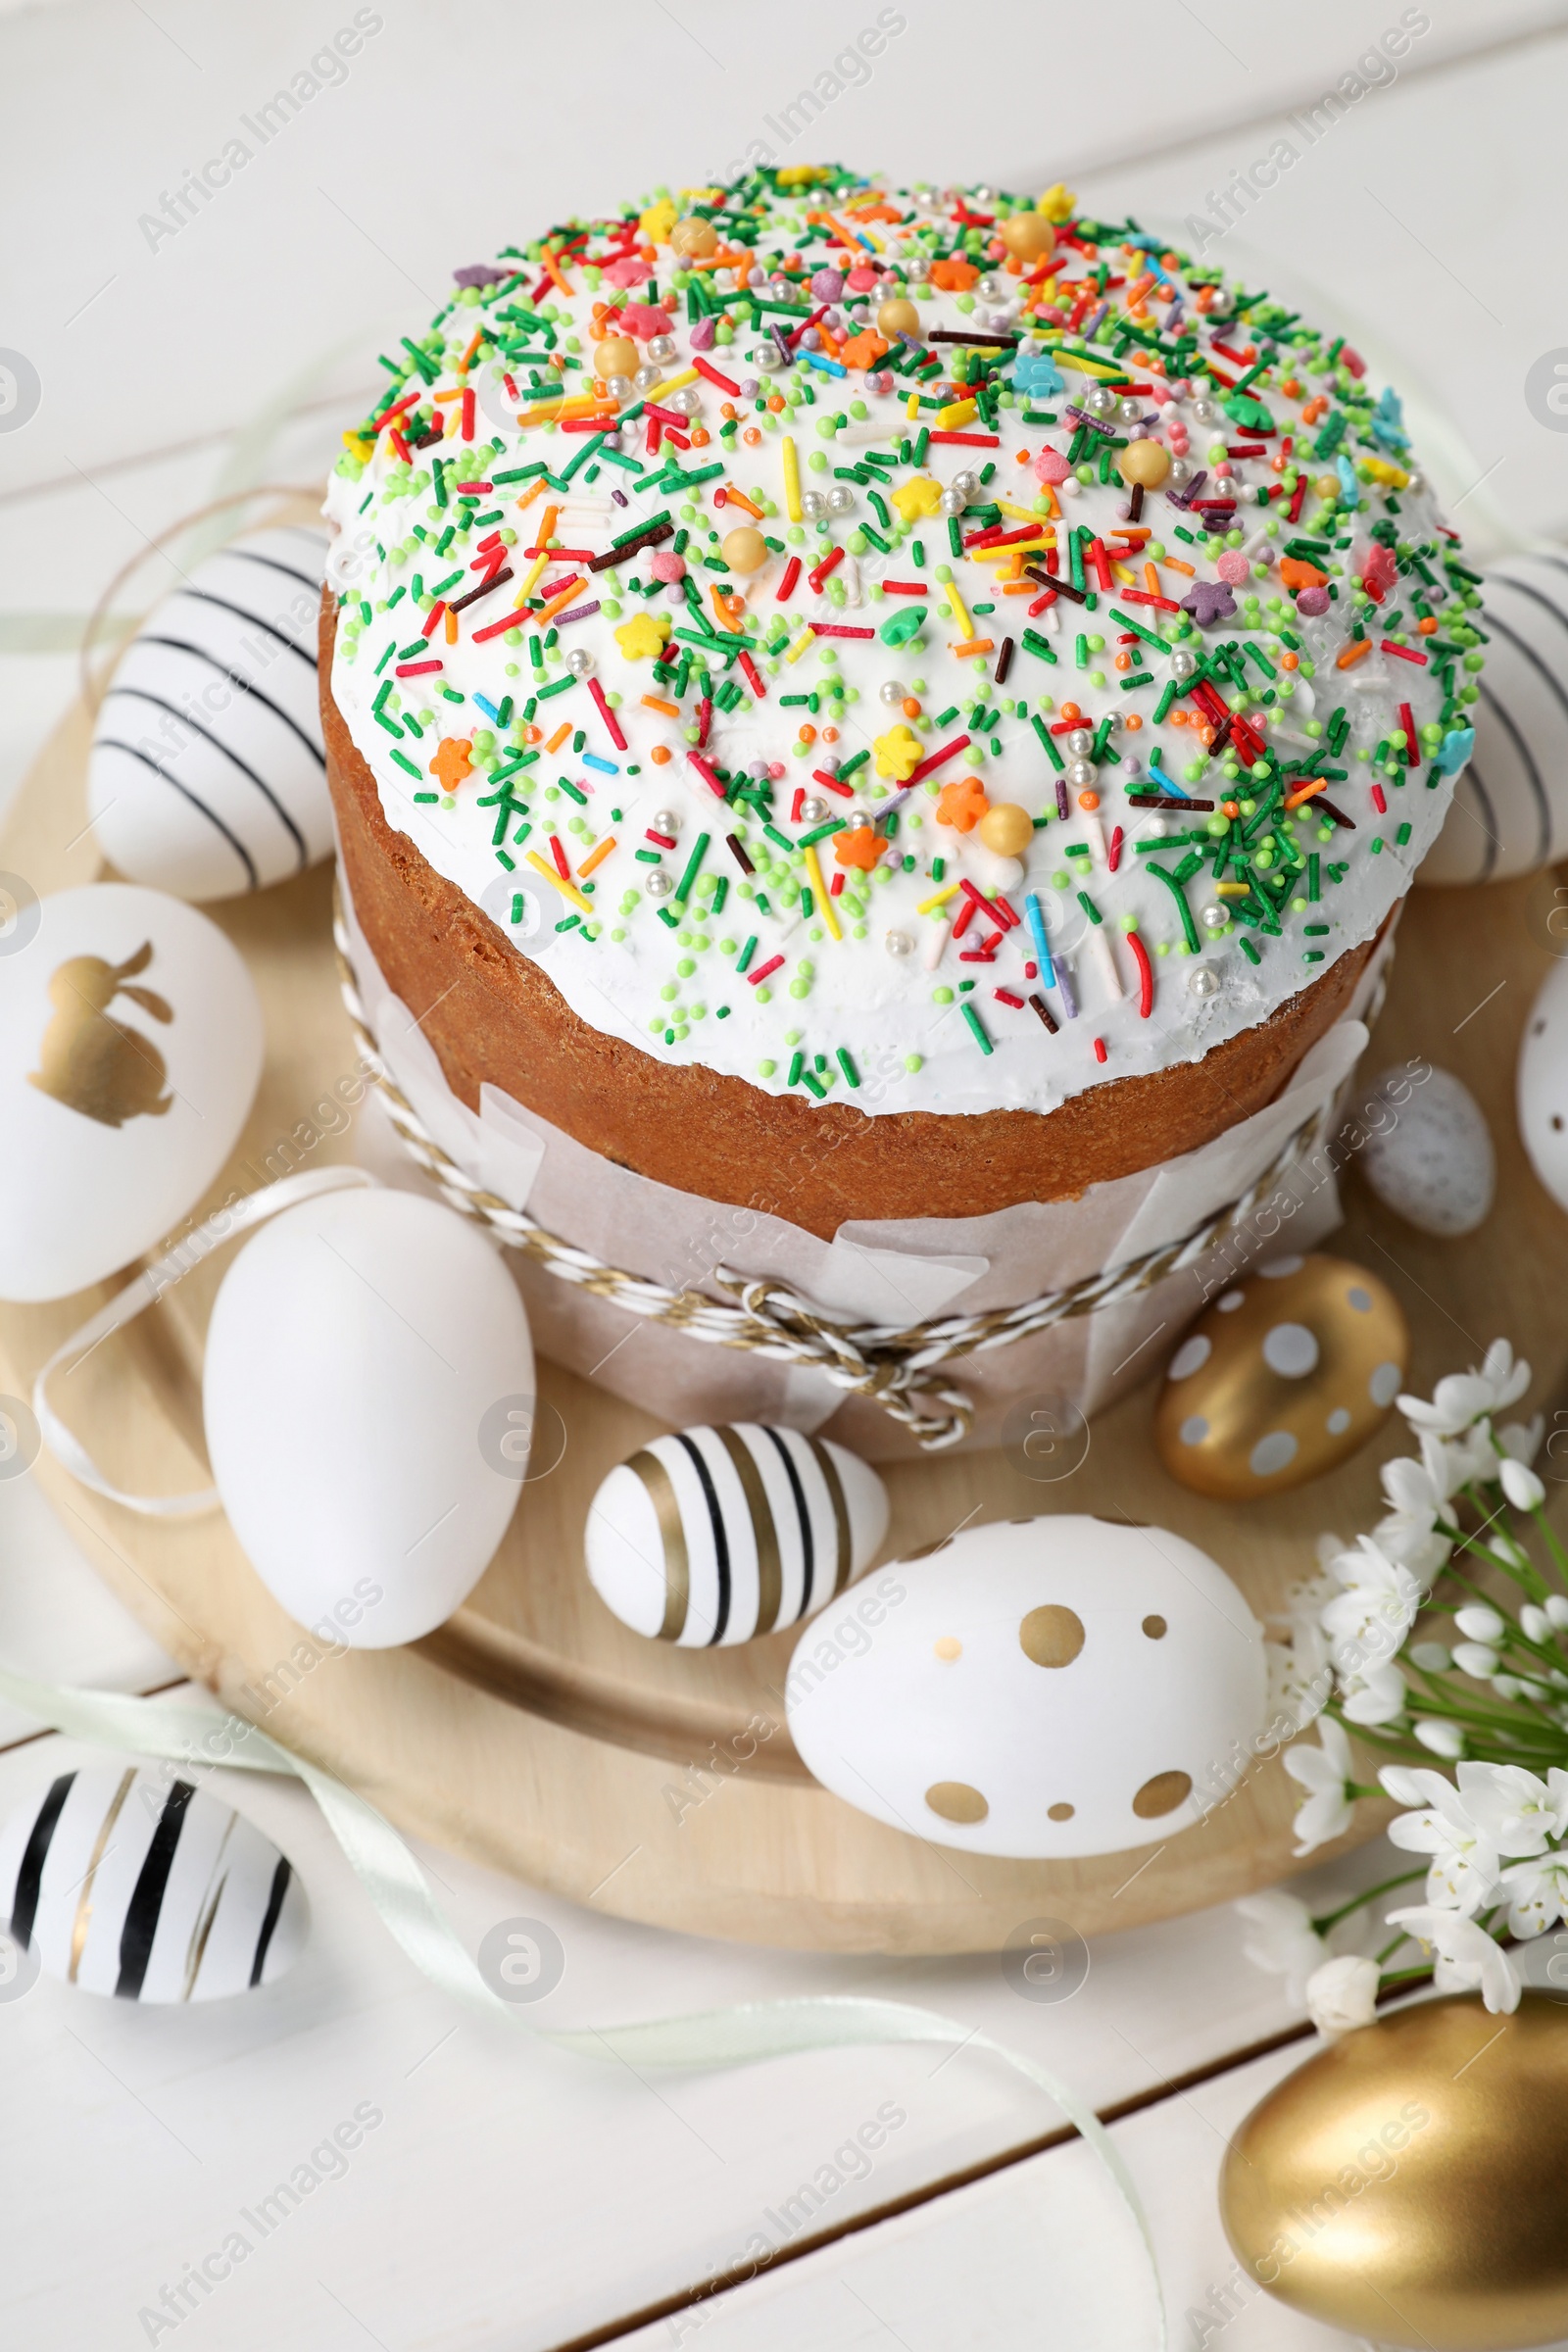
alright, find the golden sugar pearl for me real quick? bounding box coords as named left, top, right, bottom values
left=1116, top=439, right=1172, bottom=488
left=1000, top=213, right=1055, bottom=262
left=721, top=526, right=767, bottom=575
left=876, top=297, right=921, bottom=338
left=1314, top=473, right=1342, bottom=502
left=933, top=1635, right=962, bottom=1661
left=978, top=802, right=1034, bottom=857
left=670, top=217, right=718, bottom=258
left=593, top=336, right=638, bottom=379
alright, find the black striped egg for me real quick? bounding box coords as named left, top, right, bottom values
left=585, top=1424, right=889, bottom=1645
left=0, top=1764, right=307, bottom=2002
left=1420, top=552, right=1568, bottom=885
left=88, top=526, right=331, bottom=901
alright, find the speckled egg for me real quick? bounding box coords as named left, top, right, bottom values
left=786, top=1515, right=1265, bottom=1859
left=1519, top=956, right=1568, bottom=1215
left=1357, top=1064, right=1494, bottom=1236
left=1153, top=1253, right=1408, bottom=1499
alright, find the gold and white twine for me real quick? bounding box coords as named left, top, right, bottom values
left=335, top=908, right=1337, bottom=1450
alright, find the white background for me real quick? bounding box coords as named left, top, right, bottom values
left=4, top=4, right=1568, bottom=2346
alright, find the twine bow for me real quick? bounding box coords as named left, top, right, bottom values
left=337, top=906, right=1340, bottom=1449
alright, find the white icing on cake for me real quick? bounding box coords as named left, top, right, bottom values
left=323, top=169, right=1478, bottom=1120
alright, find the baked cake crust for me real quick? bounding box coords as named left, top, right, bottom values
left=325, top=594, right=1377, bottom=1243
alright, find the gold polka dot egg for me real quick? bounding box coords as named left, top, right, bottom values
left=1154, top=1252, right=1408, bottom=1500
left=786, top=1514, right=1265, bottom=1859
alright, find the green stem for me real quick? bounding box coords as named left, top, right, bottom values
left=1528, top=1500, right=1568, bottom=1589
left=1312, top=1868, right=1425, bottom=1934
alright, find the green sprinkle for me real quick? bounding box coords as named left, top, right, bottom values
left=959, top=1002, right=993, bottom=1055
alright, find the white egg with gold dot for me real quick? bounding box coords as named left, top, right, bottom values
left=785, top=1514, right=1265, bottom=1858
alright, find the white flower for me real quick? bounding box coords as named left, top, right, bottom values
left=1305, top=1953, right=1381, bottom=2035
left=1372, top=1452, right=1453, bottom=1576
left=1398, top=1343, right=1530, bottom=1441
left=1453, top=1604, right=1505, bottom=1643
left=1283, top=1718, right=1356, bottom=1854
left=1419, top=1422, right=1498, bottom=1503
left=1497, top=1414, right=1544, bottom=1465
left=1456, top=1761, right=1568, bottom=1857
left=1413, top=1718, right=1467, bottom=1759
left=1385, top=1905, right=1522, bottom=2012
left=1451, top=1642, right=1500, bottom=1681
left=1265, top=1573, right=1335, bottom=1734
left=1500, top=1456, right=1545, bottom=1512
left=1499, top=1850, right=1568, bottom=1938
left=1236, top=1890, right=1325, bottom=2003
left=1382, top=1766, right=1500, bottom=1912
left=1319, top=1536, right=1425, bottom=1671
left=1340, top=1659, right=1408, bottom=1725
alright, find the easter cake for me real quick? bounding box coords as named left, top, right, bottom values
left=321, top=169, right=1480, bottom=1245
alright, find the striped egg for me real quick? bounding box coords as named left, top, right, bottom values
left=585, top=1424, right=889, bottom=1645
left=1420, top=552, right=1568, bottom=885
left=0, top=1764, right=308, bottom=2003
left=88, top=526, right=331, bottom=902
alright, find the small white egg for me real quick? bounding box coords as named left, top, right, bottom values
left=203, top=1188, right=533, bottom=1647
left=1358, top=1064, right=1494, bottom=1236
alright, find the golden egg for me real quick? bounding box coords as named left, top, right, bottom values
left=670, top=217, right=718, bottom=259
left=1152, top=1251, right=1406, bottom=1499
left=1116, top=439, right=1172, bottom=489
left=978, top=802, right=1034, bottom=858
left=593, top=335, right=638, bottom=379
left=1221, top=1994, right=1568, bottom=2350
left=876, top=297, right=920, bottom=339
left=999, top=213, right=1055, bottom=262
left=720, top=526, right=767, bottom=575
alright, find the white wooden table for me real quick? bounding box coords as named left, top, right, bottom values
left=5, top=5, right=1568, bottom=2344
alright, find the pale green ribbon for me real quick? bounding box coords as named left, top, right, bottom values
left=0, top=1661, right=1165, bottom=2344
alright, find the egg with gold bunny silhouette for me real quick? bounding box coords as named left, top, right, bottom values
left=0, top=884, right=264, bottom=1300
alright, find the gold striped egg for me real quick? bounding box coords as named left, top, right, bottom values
left=1154, top=1253, right=1407, bottom=1499
left=585, top=1423, right=889, bottom=1645
left=1220, top=1992, right=1568, bottom=2349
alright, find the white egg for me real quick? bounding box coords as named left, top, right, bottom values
left=1357, top=1064, right=1494, bottom=1236
left=0, top=883, right=264, bottom=1301
left=787, top=1515, right=1266, bottom=1859
left=1518, top=956, right=1568, bottom=1214
left=89, top=526, right=331, bottom=901
left=1420, top=554, right=1568, bottom=885
left=586, top=1424, right=888, bottom=1645
left=203, top=1188, right=533, bottom=1647
left=0, top=1762, right=307, bottom=2002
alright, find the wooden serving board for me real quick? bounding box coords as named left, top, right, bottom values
left=6, top=659, right=1567, bottom=1953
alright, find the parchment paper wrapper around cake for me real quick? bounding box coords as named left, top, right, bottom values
left=339, top=877, right=1396, bottom=1458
